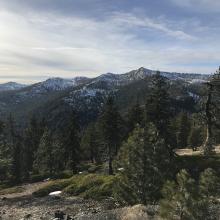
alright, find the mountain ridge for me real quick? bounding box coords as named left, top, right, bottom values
left=0, top=67, right=210, bottom=92
left=0, top=82, right=27, bottom=91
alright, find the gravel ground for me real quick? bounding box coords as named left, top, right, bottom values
left=0, top=195, right=119, bottom=220
left=0, top=182, right=153, bottom=220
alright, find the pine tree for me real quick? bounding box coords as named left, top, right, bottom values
left=116, top=124, right=171, bottom=204
left=101, top=96, right=121, bottom=175
left=0, top=120, right=11, bottom=181
left=188, top=126, right=204, bottom=151
left=159, top=169, right=220, bottom=220
left=51, top=139, right=65, bottom=173
left=35, top=128, right=65, bottom=175
left=127, top=102, right=144, bottom=133
left=11, top=137, right=22, bottom=183
left=145, top=71, right=174, bottom=157
left=177, top=112, right=191, bottom=148
left=199, top=168, right=219, bottom=198
left=63, top=111, right=81, bottom=173
left=35, top=128, right=54, bottom=175
left=196, top=168, right=220, bottom=219
left=159, top=170, right=198, bottom=220
left=23, top=116, right=45, bottom=177
left=6, top=115, right=22, bottom=182
left=81, top=123, right=101, bottom=163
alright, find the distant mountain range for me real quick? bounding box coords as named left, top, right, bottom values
left=0, top=82, right=27, bottom=91
left=0, top=67, right=210, bottom=129
left=0, top=67, right=210, bottom=92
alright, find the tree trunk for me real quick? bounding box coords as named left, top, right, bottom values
left=204, top=83, right=214, bottom=155
left=108, top=144, right=113, bottom=175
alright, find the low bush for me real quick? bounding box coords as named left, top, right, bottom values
left=33, top=174, right=129, bottom=202
left=0, top=186, right=24, bottom=195
left=33, top=178, right=72, bottom=197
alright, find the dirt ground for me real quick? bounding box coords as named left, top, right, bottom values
left=0, top=181, right=152, bottom=220
left=175, top=145, right=220, bottom=156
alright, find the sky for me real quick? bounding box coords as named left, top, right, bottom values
left=0, top=0, right=220, bottom=83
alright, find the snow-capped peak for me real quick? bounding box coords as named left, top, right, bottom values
left=0, top=82, right=27, bottom=91
left=33, top=76, right=89, bottom=92
left=40, top=77, right=76, bottom=90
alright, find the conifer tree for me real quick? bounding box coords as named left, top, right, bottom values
left=63, top=111, right=81, bottom=173
left=196, top=168, right=220, bottom=219
left=159, top=169, right=220, bottom=220
left=6, top=115, right=22, bottom=182
left=177, top=112, right=191, bottom=148
left=35, top=127, right=65, bottom=175
left=127, top=102, right=144, bottom=133
left=11, top=137, right=22, bottom=183
left=35, top=127, right=54, bottom=175
left=159, top=170, right=198, bottom=220
left=0, top=120, right=11, bottom=181
left=101, top=96, right=121, bottom=175
left=188, top=126, right=204, bottom=151
left=81, top=123, right=101, bottom=163
left=51, top=139, right=65, bottom=173
left=117, top=124, right=171, bottom=204
left=145, top=71, right=174, bottom=157
left=23, top=116, right=45, bottom=177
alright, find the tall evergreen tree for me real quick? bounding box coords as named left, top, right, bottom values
left=23, top=116, right=45, bottom=177
left=63, top=111, right=81, bottom=173
left=177, top=112, right=191, bottom=148
left=0, top=120, right=11, bottom=181
left=101, top=96, right=121, bottom=175
left=6, top=115, right=22, bottom=182
left=159, top=170, right=198, bottom=220
left=35, top=127, right=54, bottom=175
left=145, top=71, right=174, bottom=157
left=81, top=123, right=101, bottom=163
left=159, top=169, right=220, bottom=220
left=116, top=124, right=171, bottom=204
left=188, top=126, right=204, bottom=151
left=127, top=102, right=144, bottom=133
left=11, top=136, right=22, bottom=183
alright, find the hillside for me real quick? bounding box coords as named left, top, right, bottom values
left=0, top=67, right=209, bottom=128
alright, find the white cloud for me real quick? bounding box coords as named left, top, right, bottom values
left=111, top=12, right=196, bottom=41
left=0, top=7, right=219, bottom=83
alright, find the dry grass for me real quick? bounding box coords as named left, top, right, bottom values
left=0, top=186, right=24, bottom=196
left=0, top=181, right=52, bottom=199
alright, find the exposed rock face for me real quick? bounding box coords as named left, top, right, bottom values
left=120, top=205, right=149, bottom=220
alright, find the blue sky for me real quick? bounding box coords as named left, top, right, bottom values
left=0, top=0, right=220, bottom=83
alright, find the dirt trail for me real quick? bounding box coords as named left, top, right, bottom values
left=0, top=181, right=120, bottom=220
left=175, top=145, right=220, bottom=156
left=0, top=181, right=51, bottom=199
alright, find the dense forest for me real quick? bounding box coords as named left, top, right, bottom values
left=1, top=71, right=220, bottom=219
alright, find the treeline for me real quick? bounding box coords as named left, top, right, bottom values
left=0, top=72, right=208, bottom=183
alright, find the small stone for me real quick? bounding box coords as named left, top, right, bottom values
left=55, top=210, right=65, bottom=219
left=24, top=213, right=32, bottom=219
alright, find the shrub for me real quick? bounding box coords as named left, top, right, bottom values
left=33, top=174, right=128, bottom=202
left=33, top=178, right=72, bottom=197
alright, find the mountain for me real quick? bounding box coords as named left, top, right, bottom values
left=0, top=67, right=210, bottom=128
left=0, top=82, right=27, bottom=91
left=32, top=77, right=90, bottom=92
left=88, top=67, right=210, bottom=88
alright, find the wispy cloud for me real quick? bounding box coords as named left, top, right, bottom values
left=170, top=0, right=220, bottom=12
left=111, top=12, right=196, bottom=41
left=0, top=0, right=219, bottom=83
